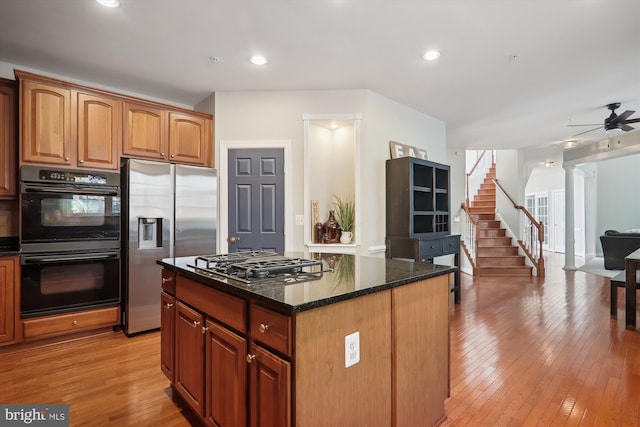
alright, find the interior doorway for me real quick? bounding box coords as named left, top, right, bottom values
left=219, top=140, right=293, bottom=254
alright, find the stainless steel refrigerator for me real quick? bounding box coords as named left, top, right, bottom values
left=121, top=158, right=217, bottom=335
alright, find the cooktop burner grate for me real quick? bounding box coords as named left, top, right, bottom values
left=189, top=251, right=325, bottom=284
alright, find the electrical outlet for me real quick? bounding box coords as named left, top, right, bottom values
left=295, top=214, right=304, bottom=226
left=345, top=331, right=360, bottom=368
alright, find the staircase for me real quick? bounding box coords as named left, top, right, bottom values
left=466, top=165, right=533, bottom=276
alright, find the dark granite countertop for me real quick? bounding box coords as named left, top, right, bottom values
left=157, top=252, right=456, bottom=314
left=0, top=237, right=20, bottom=257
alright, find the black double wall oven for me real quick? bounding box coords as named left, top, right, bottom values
left=20, top=166, right=121, bottom=318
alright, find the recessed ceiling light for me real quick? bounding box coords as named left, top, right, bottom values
left=250, top=55, right=268, bottom=66
left=422, top=50, right=441, bottom=61
left=544, top=161, right=555, bottom=168
left=96, top=0, right=120, bottom=7
left=563, top=139, right=578, bottom=149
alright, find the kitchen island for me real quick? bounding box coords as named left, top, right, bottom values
left=158, top=252, right=455, bottom=427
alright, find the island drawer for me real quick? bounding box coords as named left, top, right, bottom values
left=162, top=269, right=176, bottom=295
left=176, top=276, right=246, bottom=333
left=418, top=239, right=442, bottom=259
left=250, top=304, right=291, bottom=356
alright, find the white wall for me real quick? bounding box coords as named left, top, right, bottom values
left=495, top=150, right=526, bottom=236
left=595, top=153, right=640, bottom=254
left=214, top=89, right=446, bottom=255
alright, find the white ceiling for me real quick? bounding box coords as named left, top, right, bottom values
left=1, top=0, right=639, bottom=165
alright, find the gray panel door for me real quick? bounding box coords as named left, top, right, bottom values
left=228, top=149, right=285, bottom=253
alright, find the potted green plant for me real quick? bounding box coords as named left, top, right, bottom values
left=333, top=194, right=355, bottom=244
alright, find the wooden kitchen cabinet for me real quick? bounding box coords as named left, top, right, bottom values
left=248, top=343, right=291, bottom=427
left=19, top=78, right=72, bottom=166
left=160, top=291, right=176, bottom=382
left=123, top=104, right=213, bottom=167
left=175, top=301, right=205, bottom=417
left=17, top=71, right=121, bottom=170
left=16, top=70, right=214, bottom=171
left=205, top=319, right=247, bottom=427
left=169, top=111, right=212, bottom=166
left=122, top=101, right=168, bottom=162
left=77, top=92, right=121, bottom=170
left=0, top=79, right=17, bottom=198
left=0, top=256, right=17, bottom=345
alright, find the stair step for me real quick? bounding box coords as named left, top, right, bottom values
left=477, top=256, right=526, bottom=267
left=478, top=228, right=506, bottom=237
left=477, top=237, right=512, bottom=246
left=475, top=265, right=533, bottom=276
left=473, top=194, right=495, bottom=202
left=477, top=188, right=496, bottom=196
left=471, top=200, right=495, bottom=208
left=477, top=246, right=519, bottom=256
left=476, top=220, right=501, bottom=229
left=471, top=213, right=495, bottom=220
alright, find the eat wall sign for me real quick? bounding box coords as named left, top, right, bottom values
left=389, top=141, right=427, bottom=160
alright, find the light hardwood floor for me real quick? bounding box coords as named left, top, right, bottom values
left=1, top=252, right=639, bottom=426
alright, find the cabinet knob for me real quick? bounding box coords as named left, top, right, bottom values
left=79, top=159, right=84, bottom=164
left=72, top=320, right=78, bottom=326
left=164, top=302, right=174, bottom=309
left=161, top=152, right=165, bottom=156
left=170, top=154, right=175, bottom=158
left=193, top=321, right=200, bottom=327
left=246, top=354, right=256, bottom=363
left=162, top=277, right=172, bottom=284
left=64, top=157, right=70, bottom=161
left=201, top=326, right=208, bottom=334
left=258, top=323, right=270, bottom=333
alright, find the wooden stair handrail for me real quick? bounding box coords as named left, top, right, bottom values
left=492, top=178, right=545, bottom=276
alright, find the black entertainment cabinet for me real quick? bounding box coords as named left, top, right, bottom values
left=385, top=156, right=461, bottom=303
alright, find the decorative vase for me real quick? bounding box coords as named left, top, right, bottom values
left=340, top=231, right=353, bottom=244
left=323, top=210, right=340, bottom=243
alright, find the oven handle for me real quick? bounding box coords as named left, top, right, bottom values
left=23, top=185, right=119, bottom=196
left=22, top=251, right=120, bottom=264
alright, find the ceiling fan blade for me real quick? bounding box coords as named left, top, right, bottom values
left=567, top=124, right=601, bottom=127
left=610, top=110, right=635, bottom=124
left=623, top=118, right=640, bottom=124
left=621, top=123, right=634, bottom=132
left=573, top=126, right=601, bottom=137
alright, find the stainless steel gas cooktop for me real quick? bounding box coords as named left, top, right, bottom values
left=188, top=251, right=325, bottom=284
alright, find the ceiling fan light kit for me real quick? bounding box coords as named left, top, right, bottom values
left=569, top=102, right=639, bottom=137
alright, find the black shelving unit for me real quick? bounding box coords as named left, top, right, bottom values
left=385, top=156, right=461, bottom=303
left=386, top=156, right=451, bottom=237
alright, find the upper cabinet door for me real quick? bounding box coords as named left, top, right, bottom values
left=122, top=102, right=168, bottom=161
left=21, top=80, right=72, bottom=166
left=0, top=81, right=16, bottom=197
left=169, top=112, right=212, bottom=166
left=77, top=93, right=121, bottom=170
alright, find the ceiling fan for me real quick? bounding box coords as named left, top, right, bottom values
left=569, top=102, right=640, bottom=137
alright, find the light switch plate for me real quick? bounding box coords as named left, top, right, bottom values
left=345, top=331, right=360, bottom=368
left=295, top=214, right=304, bottom=226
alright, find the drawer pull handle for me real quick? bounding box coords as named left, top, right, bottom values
left=201, top=326, right=208, bottom=334
left=72, top=320, right=78, bottom=326
left=259, top=323, right=270, bottom=333
left=246, top=354, right=256, bottom=363
left=162, top=277, right=172, bottom=284
left=193, top=321, right=200, bottom=327
left=164, top=303, right=174, bottom=309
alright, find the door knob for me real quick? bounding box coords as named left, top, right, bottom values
left=228, top=236, right=240, bottom=244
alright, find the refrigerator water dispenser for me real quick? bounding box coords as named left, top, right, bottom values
left=138, top=218, right=162, bottom=249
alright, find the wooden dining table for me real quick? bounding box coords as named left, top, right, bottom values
left=625, top=248, right=640, bottom=329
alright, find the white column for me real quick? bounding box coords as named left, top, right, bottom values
left=563, top=165, right=576, bottom=270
